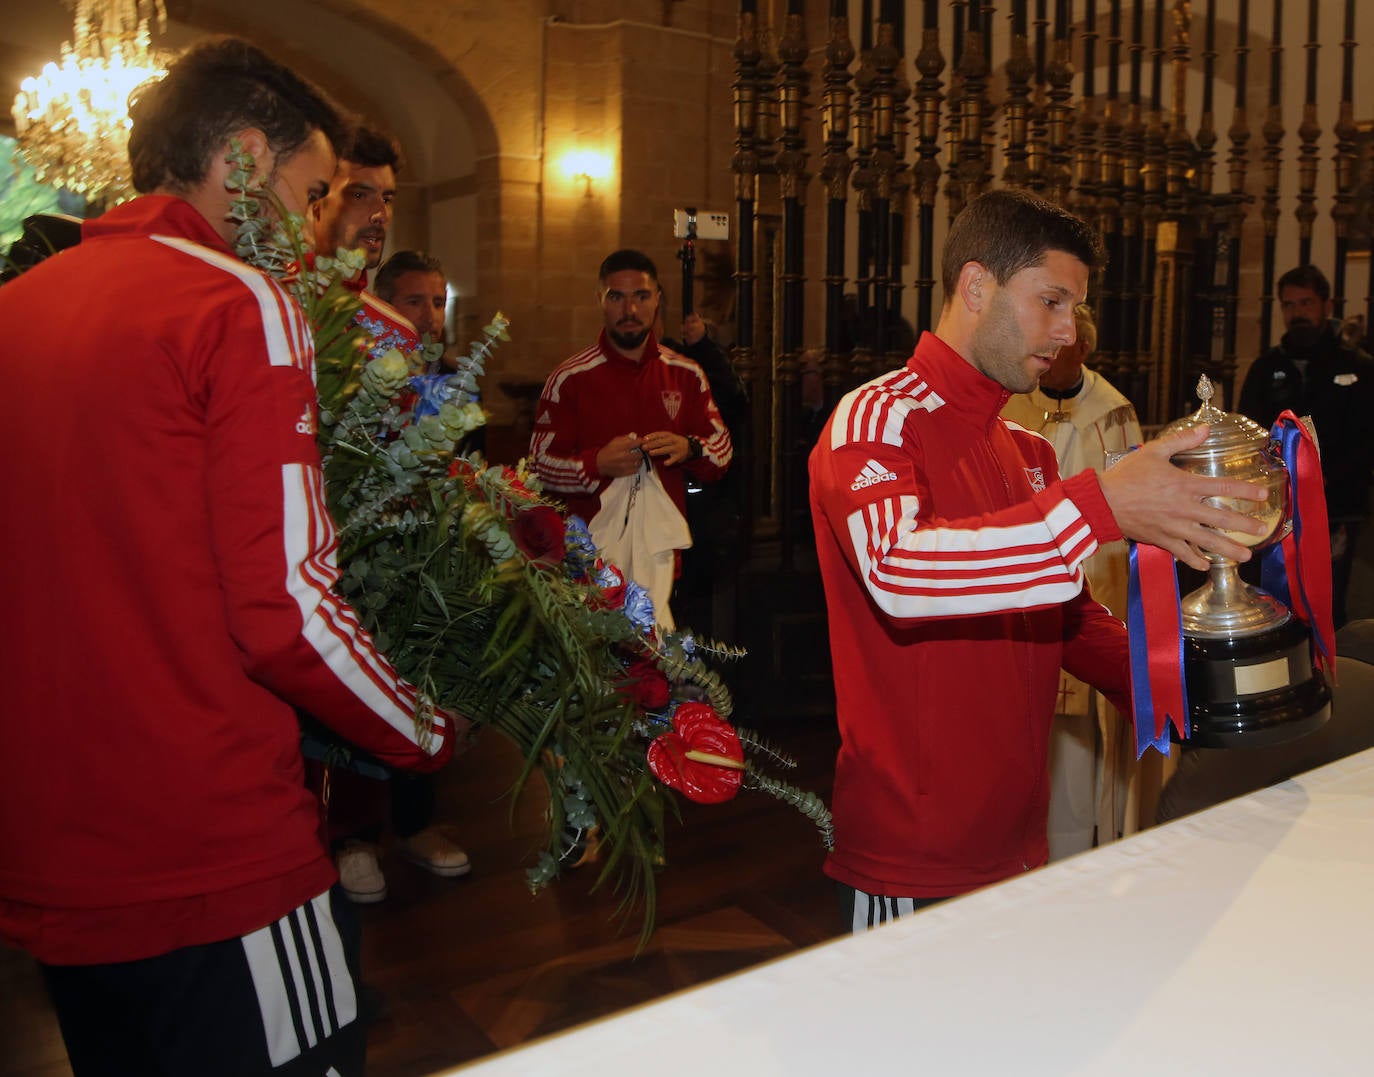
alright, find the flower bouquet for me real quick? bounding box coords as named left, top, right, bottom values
left=227, top=144, right=832, bottom=940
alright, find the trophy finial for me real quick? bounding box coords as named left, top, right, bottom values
left=1196, top=374, right=1215, bottom=405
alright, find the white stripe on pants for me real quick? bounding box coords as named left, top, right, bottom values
left=241, top=888, right=358, bottom=1067
left=849, top=888, right=934, bottom=933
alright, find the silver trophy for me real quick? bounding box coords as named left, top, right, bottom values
left=1157, top=377, right=1330, bottom=747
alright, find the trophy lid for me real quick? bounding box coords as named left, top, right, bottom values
left=1160, top=375, right=1271, bottom=461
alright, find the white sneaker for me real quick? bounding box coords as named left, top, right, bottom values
left=395, top=826, right=471, bottom=878
left=337, top=841, right=387, bottom=903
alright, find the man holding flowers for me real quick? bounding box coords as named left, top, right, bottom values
left=0, top=37, right=465, bottom=1077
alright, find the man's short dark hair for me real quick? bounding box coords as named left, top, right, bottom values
left=1277, top=265, right=1331, bottom=302
left=343, top=125, right=403, bottom=174
left=128, top=37, right=348, bottom=195
left=373, top=250, right=444, bottom=303
left=940, top=188, right=1105, bottom=297
left=598, top=249, right=659, bottom=285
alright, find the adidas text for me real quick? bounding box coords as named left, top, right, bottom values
left=851, top=469, right=898, bottom=491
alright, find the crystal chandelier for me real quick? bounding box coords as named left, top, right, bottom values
left=12, top=0, right=170, bottom=207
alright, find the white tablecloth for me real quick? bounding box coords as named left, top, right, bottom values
left=454, top=747, right=1374, bottom=1075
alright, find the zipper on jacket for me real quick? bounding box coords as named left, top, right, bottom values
left=984, top=435, right=1043, bottom=869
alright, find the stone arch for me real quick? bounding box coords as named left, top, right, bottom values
left=173, top=0, right=503, bottom=322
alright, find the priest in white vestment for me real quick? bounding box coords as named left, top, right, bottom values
left=1002, top=303, right=1169, bottom=858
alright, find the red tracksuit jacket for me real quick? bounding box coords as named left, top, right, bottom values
left=809, top=332, right=1132, bottom=897
left=0, top=196, right=453, bottom=964
left=530, top=330, right=733, bottom=523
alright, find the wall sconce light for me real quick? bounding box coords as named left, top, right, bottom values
left=561, top=149, right=612, bottom=197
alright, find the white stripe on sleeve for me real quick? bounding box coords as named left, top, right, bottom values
left=151, top=236, right=304, bottom=370
left=282, top=462, right=439, bottom=751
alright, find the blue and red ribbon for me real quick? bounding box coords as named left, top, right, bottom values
left=1260, top=411, right=1336, bottom=673
left=1127, top=541, right=1188, bottom=757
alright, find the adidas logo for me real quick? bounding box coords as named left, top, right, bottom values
left=850, top=459, right=899, bottom=491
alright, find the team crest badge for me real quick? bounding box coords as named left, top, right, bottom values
left=1024, top=466, right=1046, bottom=493
left=661, top=390, right=683, bottom=420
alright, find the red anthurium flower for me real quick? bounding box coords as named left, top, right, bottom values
left=617, top=656, right=671, bottom=711
left=512, top=505, right=566, bottom=564
left=646, top=703, right=744, bottom=804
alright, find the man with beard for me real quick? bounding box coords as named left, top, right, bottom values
left=810, top=189, right=1267, bottom=933
left=1238, top=264, right=1374, bottom=627
left=374, top=249, right=447, bottom=344
left=0, top=38, right=464, bottom=1075
left=312, top=125, right=396, bottom=277
left=530, top=249, right=733, bottom=626
left=309, top=125, right=419, bottom=360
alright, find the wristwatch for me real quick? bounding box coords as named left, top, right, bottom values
left=686, top=435, right=703, bottom=460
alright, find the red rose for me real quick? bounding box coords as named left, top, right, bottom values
left=511, top=505, right=566, bottom=564
left=594, top=562, right=627, bottom=610
left=646, top=703, right=744, bottom=804
left=617, top=656, right=671, bottom=711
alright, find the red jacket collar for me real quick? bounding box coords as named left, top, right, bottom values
left=81, top=195, right=236, bottom=255
left=910, top=331, right=1014, bottom=428
left=598, top=328, right=658, bottom=365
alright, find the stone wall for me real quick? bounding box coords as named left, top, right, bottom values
left=337, top=0, right=738, bottom=450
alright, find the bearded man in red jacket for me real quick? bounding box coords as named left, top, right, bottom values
left=809, top=189, right=1267, bottom=932
left=0, top=37, right=465, bottom=1076
left=530, top=249, right=733, bottom=628
left=530, top=248, right=734, bottom=527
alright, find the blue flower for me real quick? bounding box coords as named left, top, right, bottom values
left=564, top=516, right=598, bottom=577
left=622, top=582, right=655, bottom=633
left=409, top=373, right=458, bottom=419
left=566, top=516, right=596, bottom=553
left=594, top=562, right=623, bottom=591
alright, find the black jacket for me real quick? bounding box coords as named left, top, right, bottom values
left=1237, top=320, right=1374, bottom=522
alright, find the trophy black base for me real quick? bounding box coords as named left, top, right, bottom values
left=1183, top=618, right=1331, bottom=749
